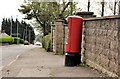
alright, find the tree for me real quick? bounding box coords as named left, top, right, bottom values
left=1, top=18, right=35, bottom=43
left=108, top=0, right=119, bottom=15
left=2, top=18, right=10, bottom=35
left=18, top=2, right=78, bottom=36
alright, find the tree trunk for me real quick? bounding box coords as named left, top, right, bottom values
left=70, top=2, right=73, bottom=15
left=114, top=0, right=117, bottom=15
left=101, top=0, right=104, bottom=16
left=43, top=21, right=46, bottom=36
left=88, top=0, right=90, bottom=12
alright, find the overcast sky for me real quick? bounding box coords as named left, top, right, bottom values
left=0, top=0, right=41, bottom=35
left=0, top=0, right=119, bottom=35
left=0, top=0, right=24, bottom=21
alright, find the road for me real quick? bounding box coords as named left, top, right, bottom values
left=0, top=45, right=37, bottom=67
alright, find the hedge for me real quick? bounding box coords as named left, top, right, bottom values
left=0, top=36, right=14, bottom=44
left=0, top=36, right=24, bottom=44
left=42, top=33, right=51, bottom=52
left=12, top=37, right=21, bottom=44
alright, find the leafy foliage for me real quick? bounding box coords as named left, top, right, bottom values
left=0, top=36, right=14, bottom=43
left=18, top=2, right=79, bottom=36
left=12, top=37, right=23, bottom=44
left=42, top=33, right=51, bottom=52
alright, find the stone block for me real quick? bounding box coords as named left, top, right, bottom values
left=110, top=41, right=118, bottom=52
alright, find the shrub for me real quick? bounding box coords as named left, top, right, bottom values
left=0, top=36, right=14, bottom=44
left=19, top=39, right=24, bottom=44
left=12, top=37, right=21, bottom=44
left=42, top=33, right=51, bottom=52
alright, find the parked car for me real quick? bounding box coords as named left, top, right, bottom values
left=24, top=41, right=29, bottom=45
left=35, top=41, right=42, bottom=46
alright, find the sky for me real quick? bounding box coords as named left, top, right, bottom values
left=0, top=0, right=119, bottom=35
left=0, top=0, right=24, bottom=21
left=0, top=0, right=40, bottom=35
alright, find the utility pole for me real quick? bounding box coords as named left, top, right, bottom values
left=23, top=29, right=25, bottom=40
left=23, top=20, right=25, bottom=40
left=11, top=16, right=12, bottom=36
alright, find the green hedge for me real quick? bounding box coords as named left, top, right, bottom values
left=12, top=37, right=21, bottom=44
left=42, top=33, right=51, bottom=52
left=0, top=36, right=14, bottom=44
left=0, top=36, right=24, bottom=44
left=12, top=37, right=24, bottom=44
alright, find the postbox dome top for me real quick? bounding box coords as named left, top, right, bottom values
left=67, top=16, right=83, bottom=20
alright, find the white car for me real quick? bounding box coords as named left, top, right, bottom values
left=24, top=41, right=29, bottom=45
left=35, top=42, right=42, bottom=46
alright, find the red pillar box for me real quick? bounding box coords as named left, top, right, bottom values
left=65, top=16, right=83, bottom=66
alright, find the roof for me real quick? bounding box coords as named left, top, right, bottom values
left=0, top=33, right=9, bottom=37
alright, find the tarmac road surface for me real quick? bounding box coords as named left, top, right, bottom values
left=0, top=45, right=37, bottom=67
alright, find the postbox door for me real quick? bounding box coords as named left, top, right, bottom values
left=65, top=16, right=83, bottom=53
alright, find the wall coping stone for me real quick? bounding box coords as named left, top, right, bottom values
left=76, top=12, right=94, bottom=15
left=83, top=15, right=120, bottom=21
left=55, top=19, right=64, bottom=22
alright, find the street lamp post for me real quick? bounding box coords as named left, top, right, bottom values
left=26, top=26, right=27, bottom=41
left=29, top=30, right=31, bottom=44
left=11, top=16, right=12, bottom=36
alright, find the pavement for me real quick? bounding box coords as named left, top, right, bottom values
left=1, top=46, right=105, bottom=77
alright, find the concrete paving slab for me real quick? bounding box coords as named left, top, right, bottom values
left=2, top=47, right=105, bottom=77
left=16, top=68, right=50, bottom=77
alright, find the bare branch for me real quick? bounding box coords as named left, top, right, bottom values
left=61, top=2, right=71, bottom=14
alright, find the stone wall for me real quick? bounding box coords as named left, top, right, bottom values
left=51, top=23, right=68, bottom=54
left=118, top=18, right=120, bottom=78
left=82, top=16, right=120, bottom=77
left=51, top=19, right=65, bottom=54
